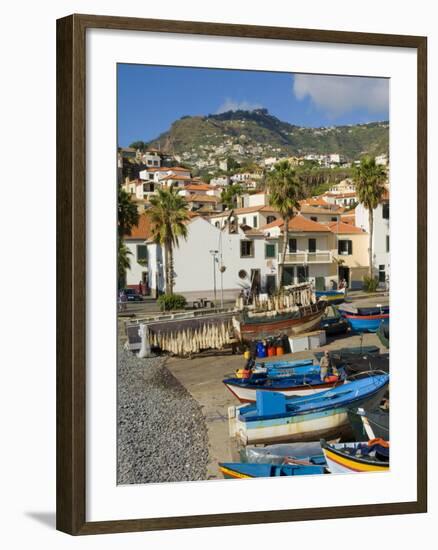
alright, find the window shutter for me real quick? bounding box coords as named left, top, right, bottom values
left=348, top=240, right=353, bottom=255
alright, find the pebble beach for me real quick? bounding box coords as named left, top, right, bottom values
left=117, top=345, right=209, bottom=484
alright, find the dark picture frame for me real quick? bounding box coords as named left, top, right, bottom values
left=57, top=13, right=427, bottom=535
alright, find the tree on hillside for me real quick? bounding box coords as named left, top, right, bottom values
left=129, top=141, right=147, bottom=151
left=118, top=239, right=132, bottom=289
left=220, top=184, right=243, bottom=210
left=267, top=160, right=303, bottom=286
left=353, top=156, right=387, bottom=278
left=148, top=186, right=190, bottom=295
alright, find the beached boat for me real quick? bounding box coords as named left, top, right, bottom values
left=320, top=305, right=349, bottom=335
left=339, top=305, right=390, bottom=333
left=315, top=288, right=346, bottom=305
left=219, top=462, right=325, bottom=479
left=255, top=361, right=318, bottom=379
left=321, top=439, right=389, bottom=474
left=377, top=320, right=390, bottom=348
left=233, top=283, right=327, bottom=341
left=241, top=442, right=326, bottom=465
left=348, top=406, right=389, bottom=441
left=228, top=374, right=389, bottom=445
left=223, top=366, right=346, bottom=403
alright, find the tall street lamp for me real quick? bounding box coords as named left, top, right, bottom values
left=209, top=249, right=219, bottom=303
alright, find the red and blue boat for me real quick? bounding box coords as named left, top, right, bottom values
left=339, top=305, right=389, bottom=333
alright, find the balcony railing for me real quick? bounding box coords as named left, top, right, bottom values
left=281, top=251, right=333, bottom=264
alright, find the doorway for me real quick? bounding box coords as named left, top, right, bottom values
left=338, top=266, right=350, bottom=288
left=265, top=274, right=277, bottom=295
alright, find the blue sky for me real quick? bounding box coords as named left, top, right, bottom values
left=117, top=64, right=389, bottom=147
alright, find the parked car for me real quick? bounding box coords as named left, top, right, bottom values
left=123, top=288, right=144, bottom=302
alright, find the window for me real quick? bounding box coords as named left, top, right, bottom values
left=308, top=238, right=316, bottom=253
left=215, top=221, right=220, bottom=228
left=136, top=245, right=147, bottom=262
left=386, top=235, right=390, bottom=252
left=379, top=265, right=386, bottom=283
left=265, top=243, right=276, bottom=258
left=240, top=240, right=254, bottom=258
left=266, top=215, right=276, bottom=224
left=331, top=217, right=338, bottom=222
left=338, top=239, right=353, bottom=255
left=242, top=217, right=247, bottom=225
left=253, top=216, right=258, bottom=228
left=288, top=238, right=297, bottom=253
left=310, top=216, right=318, bottom=222
left=382, top=202, right=390, bottom=219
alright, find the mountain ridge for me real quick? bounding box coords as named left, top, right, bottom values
left=142, top=108, right=389, bottom=162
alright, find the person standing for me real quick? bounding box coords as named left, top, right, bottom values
left=138, top=280, right=143, bottom=296
left=319, top=350, right=330, bottom=381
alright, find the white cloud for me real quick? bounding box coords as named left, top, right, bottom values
left=216, top=98, right=263, bottom=114
left=293, top=75, right=389, bottom=117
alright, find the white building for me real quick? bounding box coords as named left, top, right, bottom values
left=355, top=190, right=390, bottom=284
left=208, top=205, right=280, bottom=230
left=145, top=216, right=281, bottom=300
left=141, top=150, right=162, bottom=168
left=123, top=214, right=152, bottom=290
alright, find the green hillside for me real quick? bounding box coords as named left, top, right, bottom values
left=144, top=108, right=389, bottom=161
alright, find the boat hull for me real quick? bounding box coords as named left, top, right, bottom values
left=236, top=304, right=326, bottom=341
left=219, top=462, right=325, bottom=479
left=321, top=441, right=389, bottom=474
left=229, top=378, right=388, bottom=445
left=223, top=379, right=345, bottom=403
left=343, top=314, right=389, bottom=333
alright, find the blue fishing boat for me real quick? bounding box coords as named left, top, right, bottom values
left=315, top=288, right=346, bottom=305
left=320, top=305, right=349, bottom=335
left=339, top=305, right=389, bottom=332
left=228, top=374, right=389, bottom=444
left=224, top=366, right=345, bottom=403
left=219, top=462, right=325, bottom=479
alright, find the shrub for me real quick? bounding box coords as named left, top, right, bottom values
left=157, top=294, right=187, bottom=311
left=363, top=276, right=379, bottom=292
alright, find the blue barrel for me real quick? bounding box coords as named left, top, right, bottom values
left=256, top=341, right=267, bottom=358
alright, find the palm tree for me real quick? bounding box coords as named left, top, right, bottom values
left=148, top=186, right=190, bottom=295
left=221, top=184, right=243, bottom=210
left=117, top=238, right=132, bottom=289
left=118, top=187, right=139, bottom=238
left=267, top=160, right=303, bottom=286
left=353, top=156, right=387, bottom=278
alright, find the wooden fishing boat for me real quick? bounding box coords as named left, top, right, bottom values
left=228, top=374, right=389, bottom=445
left=339, top=305, right=390, bottom=333
left=321, top=439, right=389, bottom=474
left=348, top=406, right=389, bottom=441
left=233, top=300, right=327, bottom=341
left=315, top=288, right=346, bottom=305
left=377, top=320, right=390, bottom=348
left=219, top=462, right=325, bottom=479
left=223, top=366, right=346, bottom=403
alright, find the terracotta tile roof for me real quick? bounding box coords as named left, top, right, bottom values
left=155, top=166, right=191, bottom=172
left=159, top=174, right=193, bottom=181
left=299, top=197, right=330, bottom=207
left=184, top=183, right=213, bottom=191
left=326, top=221, right=366, bottom=234
left=185, top=194, right=219, bottom=203
left=124, top=213, right=155, bottom=240
left=261, top=214, right=331, bottom=233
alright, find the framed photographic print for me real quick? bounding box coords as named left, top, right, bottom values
left=56, top=14, right=427, bottom=535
